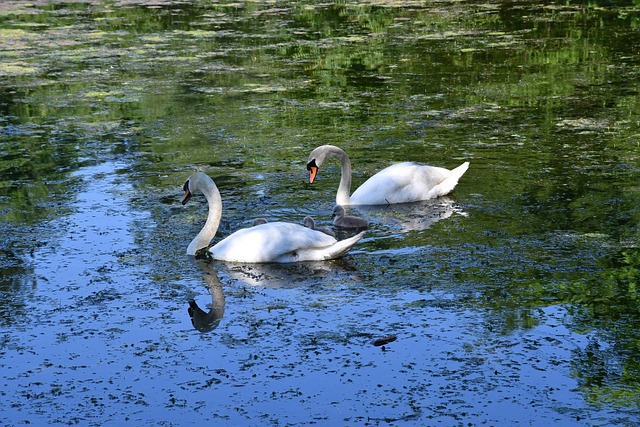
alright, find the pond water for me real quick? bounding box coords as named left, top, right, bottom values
left=1, top=0, right=639, bottom=425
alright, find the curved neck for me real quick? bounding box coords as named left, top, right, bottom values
left=327, top=146, right=352, bottom=206
left=187, top=179, right=222, bottom=255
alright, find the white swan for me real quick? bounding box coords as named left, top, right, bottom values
left=182, top=172, right=365, bottom=262
left=306, top=145, right=469, bottom=205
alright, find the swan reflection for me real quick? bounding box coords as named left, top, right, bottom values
left=188, top=267, right=225, bottom=333
left=219, top=258, right=358, bottom=288
left=357, top=197, right=467, bottom=232
left=187, top=257, right=360, bottom=331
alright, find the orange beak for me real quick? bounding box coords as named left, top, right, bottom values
left=309, top=166, right=318, bottom=184
left=181, top=180, right=192, bottom=205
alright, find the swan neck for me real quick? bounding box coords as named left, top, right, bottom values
left=335, top=149, right=352, bottom=206
left=187, top=181, right=222, bottom=255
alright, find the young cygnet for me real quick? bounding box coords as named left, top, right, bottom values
left=251, top=218, right=268, bottom=226
left=303, top=215, right=335, bottom=237
left=332, top=205, right=368, bottom=229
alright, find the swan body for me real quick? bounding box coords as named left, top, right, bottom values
left=332, top=205, right=369, bottom=229
left=182, top=172, right=364, bottom=262
left=303, top=216, right=335, bottom=237
left=306, top=145, right=469, bottom=205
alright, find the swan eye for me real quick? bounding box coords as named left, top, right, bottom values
left=306, top=159, right=317, bottom=171
left=182, top=180, right=190, bottom=192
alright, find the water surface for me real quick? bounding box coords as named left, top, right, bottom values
left=1, top=1, right=639, bottom=425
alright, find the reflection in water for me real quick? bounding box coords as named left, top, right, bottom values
left=357, top=197, right=467, bottom=232
left=187, top=263, right=226, bottom=333
left=0, top=249, right=36, bottom=326
left=219, top=257, right=358, bottom=288
left=186, top=258, right=360, bottom=331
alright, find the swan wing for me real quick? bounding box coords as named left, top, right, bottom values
left=349, top=161, right=469, bottom=205
left=210, top=222, right=362, bottom=263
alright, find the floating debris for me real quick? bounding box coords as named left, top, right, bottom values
left=373, top=335, right=397, bottom=347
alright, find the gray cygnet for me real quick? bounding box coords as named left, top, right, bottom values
left=332, top=205, right=369, bottom=229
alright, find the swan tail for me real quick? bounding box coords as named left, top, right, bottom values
left=288, top=231, right=365, bottom=262
left=325, top=231, right=366, bottom=260
left=434, top=161, right=469, bottom=196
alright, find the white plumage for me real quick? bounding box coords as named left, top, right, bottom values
left=307, top=145, right=469, bottom=206
left=182, top=172, right=364, bottom=262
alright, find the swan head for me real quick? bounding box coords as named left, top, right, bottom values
left=182, top=172, right=213, bottom=205
left=182, top=180, right=192, bottom=205
left=307, top=145, right=341, bottom=183
left=307, top=145, right=349, bottom=184
left=306, top=158, right=319, bottom=184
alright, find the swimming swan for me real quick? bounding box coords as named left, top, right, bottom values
left=182, top=172, right=365, bottom=262
left=306, top=145, right=469, bottom=205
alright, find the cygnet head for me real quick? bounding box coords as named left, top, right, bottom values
left=331, top=205, right=346, bottom=219
left=332, top=204, right=368, bottom=229
left=303, top=216, right=316, bottom=228
left=252, top=218, right=268, bottom=226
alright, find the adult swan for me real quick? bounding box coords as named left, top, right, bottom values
left=306, top=145, right=470, bottom=205
left=181, top=172, right=365, bottom=262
